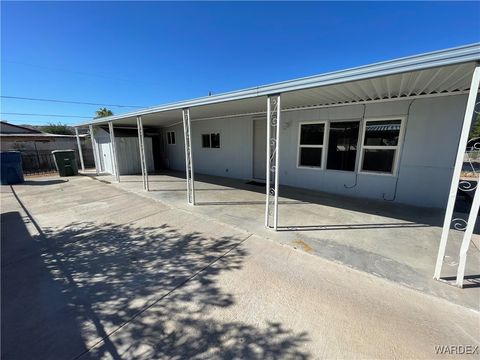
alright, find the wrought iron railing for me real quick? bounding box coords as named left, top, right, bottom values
left=20, top=151, right=57, bottom=175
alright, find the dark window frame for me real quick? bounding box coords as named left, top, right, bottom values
left=201, top=132, right=221, bottom=149
left=202, top=134, right=211, bottom=148
left=210, top=133, right=220, bottom=148
left=166, top=131, right=176, bottom=145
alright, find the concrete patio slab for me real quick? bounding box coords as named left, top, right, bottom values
left=93, top=171, right=480, bottom=310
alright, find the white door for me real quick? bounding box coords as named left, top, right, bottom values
left=99, top=142, right=113, bottom=174
left=253, top=119, right=267, bottom=180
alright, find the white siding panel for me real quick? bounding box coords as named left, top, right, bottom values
left=116, top=137, right=154, bottom=175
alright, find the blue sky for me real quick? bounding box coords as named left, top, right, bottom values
left=2, top=1, right=479, bottom=125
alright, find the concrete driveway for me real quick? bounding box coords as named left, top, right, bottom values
left=1, top=176, right=479, bottom=359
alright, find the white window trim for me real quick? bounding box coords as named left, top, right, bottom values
left=296, top=121, right=327, bottom=170
left=358, top=116, right=406, bottom=177
left=166, top=131, right=176, bottom=146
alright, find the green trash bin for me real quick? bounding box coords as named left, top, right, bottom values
left=51, top=150, right=78, bottom=177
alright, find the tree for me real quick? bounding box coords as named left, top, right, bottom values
left=40, top=123, right=73, bottom=135
left=95, top=107, right=113, bottom=118
left=469, top=114, right=480, bottom=139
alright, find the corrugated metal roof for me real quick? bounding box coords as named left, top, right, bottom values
left=78, top=43, right=480, bottom=127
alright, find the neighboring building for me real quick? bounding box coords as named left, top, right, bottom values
left=0, top=121, right=94, bottom=174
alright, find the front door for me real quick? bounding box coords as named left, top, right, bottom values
left=253, top=118, right=267, bottom=180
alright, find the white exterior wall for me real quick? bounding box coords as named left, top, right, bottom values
left=165, top=115, right=254, bottom=179
left=165, top=94, right=467, bottom=208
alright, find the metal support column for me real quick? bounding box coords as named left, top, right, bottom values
left=75, top=127, right=85, bottom=172
left=265, top=94, right=281, bottom=230
left=108, top=121, right=120, bottom=182
left=182, top=108, right=195, bottom=205
left=136, top=116, right=149, bottom=191
left=89, top=125, right=100, bottom=175
left=434, top=66, right=480, bottom=283
left=456, top=174, right=480, bottom=287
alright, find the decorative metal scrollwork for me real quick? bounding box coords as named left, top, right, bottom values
left=458, top=180, right=478, bottom=192
left=265, top=95, right=281, bottom=228
left=183, top=108, right=195, bottom=204
left=474, top=101, right=480, bottom=115
left=451, top=217, right=468, bottom=231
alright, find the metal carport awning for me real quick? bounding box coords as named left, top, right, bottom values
left=74, top=43, right=480, bottom=287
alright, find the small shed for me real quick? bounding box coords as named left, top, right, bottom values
left=93, top=127, right=154, bottom=175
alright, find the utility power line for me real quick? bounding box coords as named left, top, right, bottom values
left=1, top=112, right=92, bottom=119
left=1, top=95, right=146, bottom=108
left=5, top=60, right=163, bottom=85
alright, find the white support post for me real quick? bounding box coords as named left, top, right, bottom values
left=456, top=175, right=480, bottom=287
left=89, top=125, right=100, bottom=175
left=434, top=66, right=480, bottom=281
left=265, top=94, right=281, bottom=230
left=136, top=116, right=149, bottom=191
left=182, top=108, right=195, bottom=205
left=108, top=121, right=120, bottom=182
left=75, top=127, right=85, bottom=172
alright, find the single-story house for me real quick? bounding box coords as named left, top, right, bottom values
left=76, top=43, right=480, bottom=287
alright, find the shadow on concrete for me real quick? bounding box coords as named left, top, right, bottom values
left=121, top=179, right=186, bottom=183
left=1, top=211, right=92, bottom=360
left=2, top=189, right=310, bottom=359
left=440, top=275, right=480, bottom=289
left=45, top=222, right=309, bottom=359
left=149, top=188, right=239, bottom=192
left=21, top=179, right=68, bottom=186
left=277, top=222, right=431, bottom=231
left=161, top=170, right=445, bottom=227
left=196, top=200, right=308, bottom=206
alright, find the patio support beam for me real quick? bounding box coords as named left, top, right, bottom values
left=74, top=127, right=85, bottom=172
left=265, top=94, right=281, bottom=230
left=108, top=121, right=120, bottom=182
left=89, top=125, right=100, bottom=175
left=434, top=65, right=480, bottom=282
left=182, top=108, right=195, bottom=205
left=456, top=174, right=480, bottom=287
left=136, top=115, right=149, bottom=191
